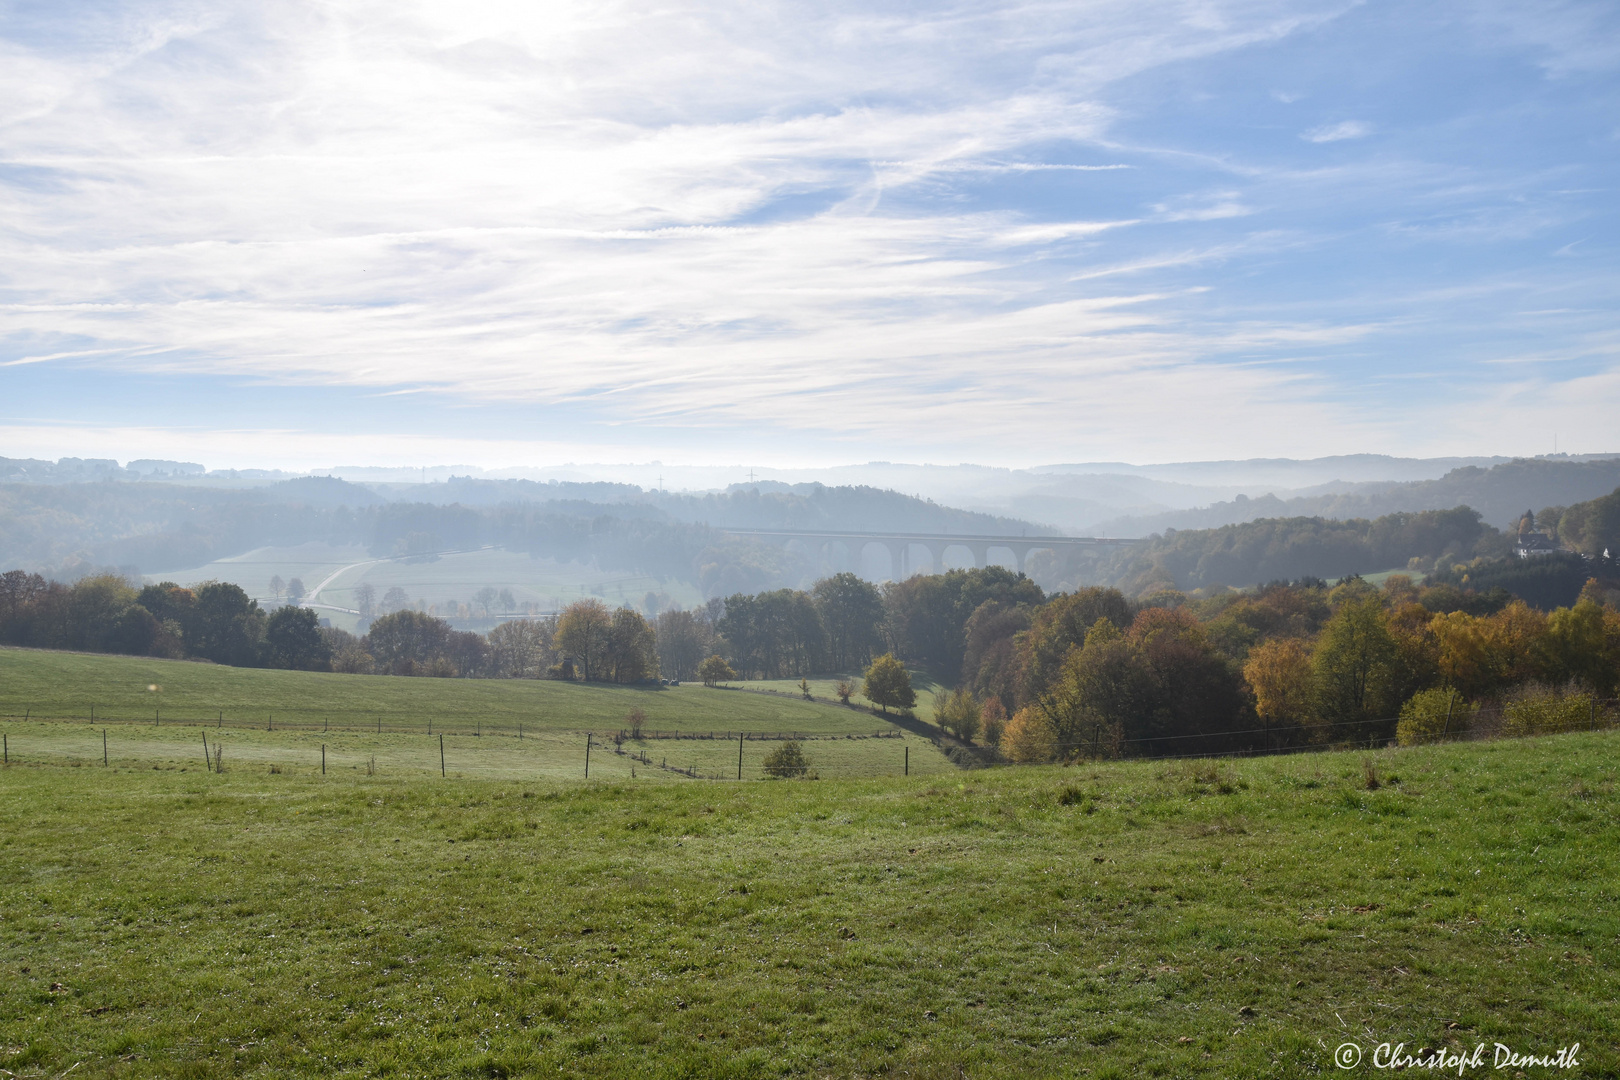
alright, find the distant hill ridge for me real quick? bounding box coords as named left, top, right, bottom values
left=1092, top=458, right=1620, bottom=536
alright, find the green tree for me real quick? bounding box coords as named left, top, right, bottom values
left=811, top=573, right=885, bottom=671
left=1312, top=595, right=1402, bottom=738
left=698, top=654, right=737, bottom=686
left=862, top=654, right=915, bottom=714
left=266, top=606, right=333, bottom=671
left=364, top=610, right=453, bottom=675
left=189, top=581, right=266, bottom=666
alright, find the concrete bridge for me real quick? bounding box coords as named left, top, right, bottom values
left=723, top=528, right=1137, bottom=579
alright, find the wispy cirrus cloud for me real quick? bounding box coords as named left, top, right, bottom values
left=1301, top=119, right=1373, bottom=143
left=0, top=0, right=1615, bottom=465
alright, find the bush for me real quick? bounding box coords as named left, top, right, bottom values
left=762, top=741, right=809, bottom=778
left=1502, top=686, right=1595, bottom=737
left=1000, top=707, right=1059, bottom=763
left=1396, top=688, right=1471, bottom=746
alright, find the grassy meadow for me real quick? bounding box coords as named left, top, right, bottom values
left=1, top=678, right=1617, bottom=1076
left=0, top=647, right=891, bottom=736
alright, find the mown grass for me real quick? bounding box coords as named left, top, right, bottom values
left=2, top=729, right=1616, bottom=1077
left=0, top=647, right=886, bottom=736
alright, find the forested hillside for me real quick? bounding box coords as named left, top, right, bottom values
left=1095, top=457, right=1620, bottom=536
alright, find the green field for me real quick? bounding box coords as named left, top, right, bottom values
left=2, top=724, right=1616, bottom=1077
left=0, top=648, right=894, bottom=736
left=0, top=648, right=947, bottom=781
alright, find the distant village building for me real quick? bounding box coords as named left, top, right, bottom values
left=1514, top=509, right=1560, bottom=558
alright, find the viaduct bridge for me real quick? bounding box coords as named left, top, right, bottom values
left=722, top=528, right=1137, bottom=578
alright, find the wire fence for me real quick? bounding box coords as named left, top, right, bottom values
left=0, top=715, right=940, bottom=780
left=1, top=696, right=1613, bottom=779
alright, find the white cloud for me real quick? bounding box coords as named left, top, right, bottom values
left=0, top=0, right=1613, bottom=465
left=1301, top=120, right=1372, bottom=143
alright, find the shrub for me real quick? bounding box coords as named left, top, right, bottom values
left=627, top=708, right=646, bottom=740
left=1396, top=688, right=1471, bottom=746
left=762, top=741, right=809, bottom=778
left=1502, top=686, right=1595, bottom=737
left=834, top=681, right=854, bottom=704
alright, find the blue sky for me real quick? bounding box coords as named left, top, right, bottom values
left=0, top=0, right=1616, bottom=469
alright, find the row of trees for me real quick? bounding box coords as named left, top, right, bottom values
left=958, top=576, right=1620, bottom=762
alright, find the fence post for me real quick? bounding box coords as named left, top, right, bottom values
left=1440, top=692, right=1456, bottom=739
left=268, top=714, right=272, bottom=732
left=218, top=711, right=222, bottom=729
left=103, top=729, right=108, bottom=766
left=3, top=733, right=6, bottom=764
left=440, top=734, right=446, bottom=777
left=585, top=734, right=592, bottom=779
left=322, top=744, right=326, bottom=775
left=738, top=733, right=743, bottom=780
left=905, top=745, right=909, bottom=776
left=202, top=733, right=210, bottom=770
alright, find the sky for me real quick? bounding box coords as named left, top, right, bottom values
left=1, top=0, right=1617, bottom=471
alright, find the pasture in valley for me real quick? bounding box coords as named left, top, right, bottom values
left=0, top=648, right=942, bottom=780
left=2, top=649, right=1617, bottom=1076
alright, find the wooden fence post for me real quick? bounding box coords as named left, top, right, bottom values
left=440, top=735, right=445, bottom=777
left=904, top=745, right=909, bottom=776
left=103, top=729, right=108, bottom=766
left=738, top=733, right=743, bottom=780
left=322, top=744, right=326, bottom=775
left=585, top=734, right=592, bottom=779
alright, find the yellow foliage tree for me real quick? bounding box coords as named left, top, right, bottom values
left=1000, top=706, right=1059, bottom=763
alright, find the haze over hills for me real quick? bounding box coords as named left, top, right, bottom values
left=9, top=453, right=1619, bottom=537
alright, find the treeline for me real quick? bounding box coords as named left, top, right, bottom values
left=1060, top=492, right=1620, bottom=600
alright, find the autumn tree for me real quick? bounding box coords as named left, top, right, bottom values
left=698, top=654, right=737, bottom=686
left=487, top=617, right=557, bottom=678
left=603, top=607, right=658, bottom=683
left=554, top=598, right=613, bottom=681
left=933, top=687, right=982, bottom=743
left=654, top=608, right=711, bottom=681
left=862, top=653, right=915, bottom=714
left=1242, top=638, right=1315, bottom=746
